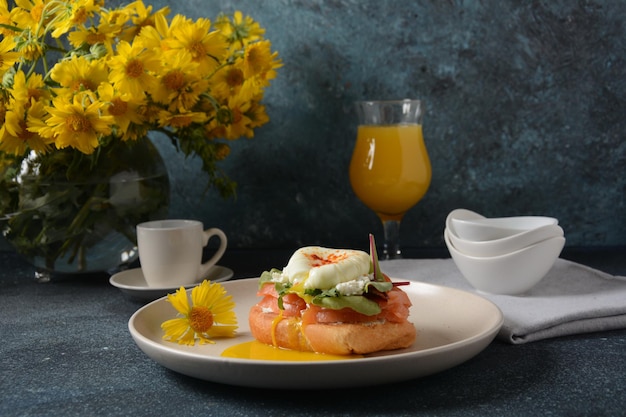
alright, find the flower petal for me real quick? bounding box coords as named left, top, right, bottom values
left=167, top=287, right=190, bottom=315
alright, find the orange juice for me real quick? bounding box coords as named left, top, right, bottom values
left=349, top=124, right=431, bottom=221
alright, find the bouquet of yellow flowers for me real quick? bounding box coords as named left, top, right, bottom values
left=0, top=0, right=280, bottom=276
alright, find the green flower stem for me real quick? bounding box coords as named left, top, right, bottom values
left=61, top=185, right=109, bottom=263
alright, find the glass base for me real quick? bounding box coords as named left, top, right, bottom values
left=34, top=269, right=52, bottom=284
left=32, top=262, right=133, bottom=283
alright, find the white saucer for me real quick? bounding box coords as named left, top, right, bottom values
left=109, top=265, right=234, bottom=301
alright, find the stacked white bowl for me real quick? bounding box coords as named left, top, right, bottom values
left=444, top=209, right=565, bottom=295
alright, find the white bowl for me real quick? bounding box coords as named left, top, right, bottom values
left=446, top=224, right=564, bottom=257
left=451, top=216, right=559, bottom=242
left=445, top=209, right=485, bottom=237
left=444, top=230, right=565, bottom=295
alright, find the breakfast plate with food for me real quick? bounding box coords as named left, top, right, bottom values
left=129, top=238, right=503, bottom=389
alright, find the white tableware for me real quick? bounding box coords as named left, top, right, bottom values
left=445, top=208, right=485, bottom=237
left=446, top=224, right=564, bottom=257
left=110, top=265, right=234, bottom=301
left=451, top=216, right=559, bottom=242
left=137, top=219, right=227, bottom=287
left=128, top=278, right=503, bottom=389
left=445, top=230, right=565, bottom=295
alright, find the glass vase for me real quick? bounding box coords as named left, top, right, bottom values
left=1, top=138, right=170, bottom=282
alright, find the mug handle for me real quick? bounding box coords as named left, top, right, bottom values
left=197, top=228, right=228, bottom=279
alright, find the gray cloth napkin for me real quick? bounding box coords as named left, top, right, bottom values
left=380, top=258, right=626, bottom=344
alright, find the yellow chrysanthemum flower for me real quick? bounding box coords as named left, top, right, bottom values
left=243, top=39, right=281, bottom=83
left=136, top=101, right=162, bottom=125
left=97, top=82, right=143, bottom=137
left=50, top=55, right=109, bottom=97
left=67, top=22, right=119, bottom=53
left=213, top=142, right=231, bottom=161
left=151, top=51, right=207, bottom=112
left=107, top=40, right=161, bottom=99
left=9, top=70, right=50, bottom=107
left=0, top=0, right=17, bottom=37
left=222, top=93, right=254, bottom=140
left=10, top=0, right=46, bottom=35
left=166, top=17, right=228, bottom=75
left=49, top=0, right=101, bottom=38
left=98, top=3, right=132, bottom=30
left=210, top=60, right=246, bottom=102
left=117, top=0, right=170, bottom=42
left=12, top=31, right=46, bottom=62
left=0, top=99, right=51, bottom=155
left=33, top=92, right=114, bottom=154
left=0, top=37, right=19, bottom=73
left=215, top=10, right=265, bottom=47
left=136, top=15, right=165, bottom=51
left=246, top=99, right=270, bottom=129
left=161, top=280, right=237, bottom=345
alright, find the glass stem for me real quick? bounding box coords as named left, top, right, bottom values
left=382, top=220, right=402, bottom=260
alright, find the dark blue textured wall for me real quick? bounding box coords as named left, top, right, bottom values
left=122, top=1, right=626, bottom=250
left=152, top=0, right=626, bottom=247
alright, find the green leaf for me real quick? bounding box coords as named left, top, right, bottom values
left=259, top=269, right=280, bottom=287
left=366, top=281, right=393, bottom=293
left=312, top=295, right=381, bottom=316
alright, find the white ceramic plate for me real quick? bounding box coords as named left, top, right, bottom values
left=128, top=278, right=503, bottom=389
left=110, top=266, right=233, bottom=301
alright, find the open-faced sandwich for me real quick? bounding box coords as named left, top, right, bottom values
left=249, top=235, right=416, bottom=355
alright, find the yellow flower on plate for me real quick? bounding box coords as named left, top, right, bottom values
left=161, top=280, right=238, bottom=345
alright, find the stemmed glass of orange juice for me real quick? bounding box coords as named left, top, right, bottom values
left=349, top=99, right=431, bottom=259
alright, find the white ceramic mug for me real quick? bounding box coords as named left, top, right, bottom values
left=137, top=219, right=227, bottom=287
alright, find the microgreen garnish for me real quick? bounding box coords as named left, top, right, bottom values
left=369, top=233, right=384, bottom=282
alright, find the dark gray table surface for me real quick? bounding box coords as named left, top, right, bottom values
left=1, top=247, right=625, bottom=417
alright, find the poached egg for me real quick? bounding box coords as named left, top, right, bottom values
left=281, top=246, right=371, bottom=290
